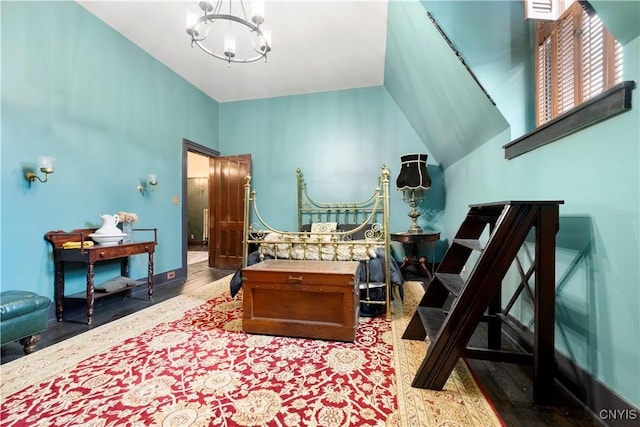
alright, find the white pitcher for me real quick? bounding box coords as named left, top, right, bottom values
left=95, top=213, right=122, bottom=235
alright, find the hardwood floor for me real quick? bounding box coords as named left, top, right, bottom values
left=0, top=261, right=235, bottom=364
left=466, top=331, right=598, bottom=426
left=1, top=262, right=597, bottom=426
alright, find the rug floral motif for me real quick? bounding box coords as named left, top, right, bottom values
left=0, top=278, right=503, bottom=427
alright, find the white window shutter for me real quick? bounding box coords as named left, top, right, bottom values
left=526, top=0, right=575, bottom=21
left=526, top=0, right=558, bottom=21
left=557, top=13, right=577, bottom=114
left=537, top=37, right=553, bottom=124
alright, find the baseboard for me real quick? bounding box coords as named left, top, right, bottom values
left=501, top=314, right=639, bottom=427
left=129, top=268, right=187, bottom=297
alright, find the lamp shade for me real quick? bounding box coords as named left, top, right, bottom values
left=396, top=153, right=431, bottom=191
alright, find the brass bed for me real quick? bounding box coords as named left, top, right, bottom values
left=231, top=165, right=402, bottom=319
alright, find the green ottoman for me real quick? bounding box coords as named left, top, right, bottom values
left=0, top=291, right=51, bottom=354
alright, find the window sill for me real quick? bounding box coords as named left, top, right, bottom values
left=503, top=81, right=635, bottom=160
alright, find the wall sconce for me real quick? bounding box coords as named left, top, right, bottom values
left=396, top=153, right=431, bottom=234
left=138, top=174, right=158, bottom=193
left=25, top=156, right=56, bottom=183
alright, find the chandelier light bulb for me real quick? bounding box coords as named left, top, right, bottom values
left=185, top=6, right=200, bottom=36
left=224, top=31, right=236, bottom=58
left=260, top=27, right=272, bottom=52
left=252, top=0, right=265, bottom=25
left=199, top=1, right=214, bottom=13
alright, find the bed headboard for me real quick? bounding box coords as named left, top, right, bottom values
left=296, top=168, right=386, bottom=230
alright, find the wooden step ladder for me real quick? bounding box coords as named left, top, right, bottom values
left=402, top=201, right=563, bottom=405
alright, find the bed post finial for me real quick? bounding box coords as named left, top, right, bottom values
left=296, top=169, right=305, bottom=189
left=381, top=164, right=390, bottom=181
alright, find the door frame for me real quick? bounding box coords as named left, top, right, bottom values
left=182, top=138, right=219, bottom=272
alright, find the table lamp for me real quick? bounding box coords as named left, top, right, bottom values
left=396, top=153, right=431, bottom=233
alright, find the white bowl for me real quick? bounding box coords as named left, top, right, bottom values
left=89, top=233, right=126, bottom=246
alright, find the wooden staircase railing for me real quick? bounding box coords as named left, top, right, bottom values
left=402, top=201, right=563, bottom=404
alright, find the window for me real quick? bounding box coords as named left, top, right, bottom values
left=533, top=1, right=623, bottom=125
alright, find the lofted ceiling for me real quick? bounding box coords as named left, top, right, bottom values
left=77, top=0, right=389, bottom=103
left=75, top=1, right=639, bottom=168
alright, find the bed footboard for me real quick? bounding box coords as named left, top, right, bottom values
left=241, top=165, right=395, bottom=319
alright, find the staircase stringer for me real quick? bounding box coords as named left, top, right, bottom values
left=415, top=204, right=543, bottom=388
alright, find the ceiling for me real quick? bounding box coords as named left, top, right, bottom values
left=77, top=1, right=389, bottom=103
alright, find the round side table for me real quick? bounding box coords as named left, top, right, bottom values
left=391, top=231, right=440, bottom=282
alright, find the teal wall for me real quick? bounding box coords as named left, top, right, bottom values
left=444, top=71, right=640, bottom=409
left=591, top=0, right=640, bottom=45
left=218, top=87, right=446, bottom=254
left=384, top=0, right=510, bottom=168
left=394, top=1, right=640, bottom=409
left=1, top=1, right=219, bottom=298
left=421, top=0, right=534, bottom=137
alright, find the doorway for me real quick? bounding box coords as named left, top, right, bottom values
left=182, top=139, right=251, bottom=273
left=187, top=151, right=210, bottom=265
left=182, top=139, right=219, bottom=270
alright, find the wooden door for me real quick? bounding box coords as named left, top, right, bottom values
left=209, top=154, right=251, bottom=269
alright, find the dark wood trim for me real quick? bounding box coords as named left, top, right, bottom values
left=501, top=313, right=640, bottom=426
left=504, top=81, right=635, bottom=160
left=182, top=139, right=219, bottom=276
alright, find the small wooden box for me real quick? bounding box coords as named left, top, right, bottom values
left=242, top=260, right=360, bottom=342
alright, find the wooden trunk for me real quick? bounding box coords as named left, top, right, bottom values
left=241, top=260, right=360, bottom=342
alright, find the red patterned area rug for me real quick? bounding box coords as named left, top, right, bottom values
left=0, top=278, right=503, bottom=427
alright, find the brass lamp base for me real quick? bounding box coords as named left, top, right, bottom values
left=407, top=223, right=423, bottom=234
left=406, top=192, right=423, bottom=234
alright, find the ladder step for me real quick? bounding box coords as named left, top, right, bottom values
left=465, top=213, right=501, bottom=223
left=416, top=307, right=446, bottom=341
left=469, top=202, right=509, bottom=209
left=467, top=205, right=504, bottom=222
left=453, top=238, right=483, bottom=251
left=435, top=273, right=465, bottom=296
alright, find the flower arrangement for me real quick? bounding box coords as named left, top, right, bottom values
left=117, top=211, right=138, bottom=223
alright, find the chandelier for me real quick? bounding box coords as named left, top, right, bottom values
left=186, top=0, right=271, bottom=65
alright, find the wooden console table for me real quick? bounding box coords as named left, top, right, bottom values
left=44, top=228, right=157, bottom=325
